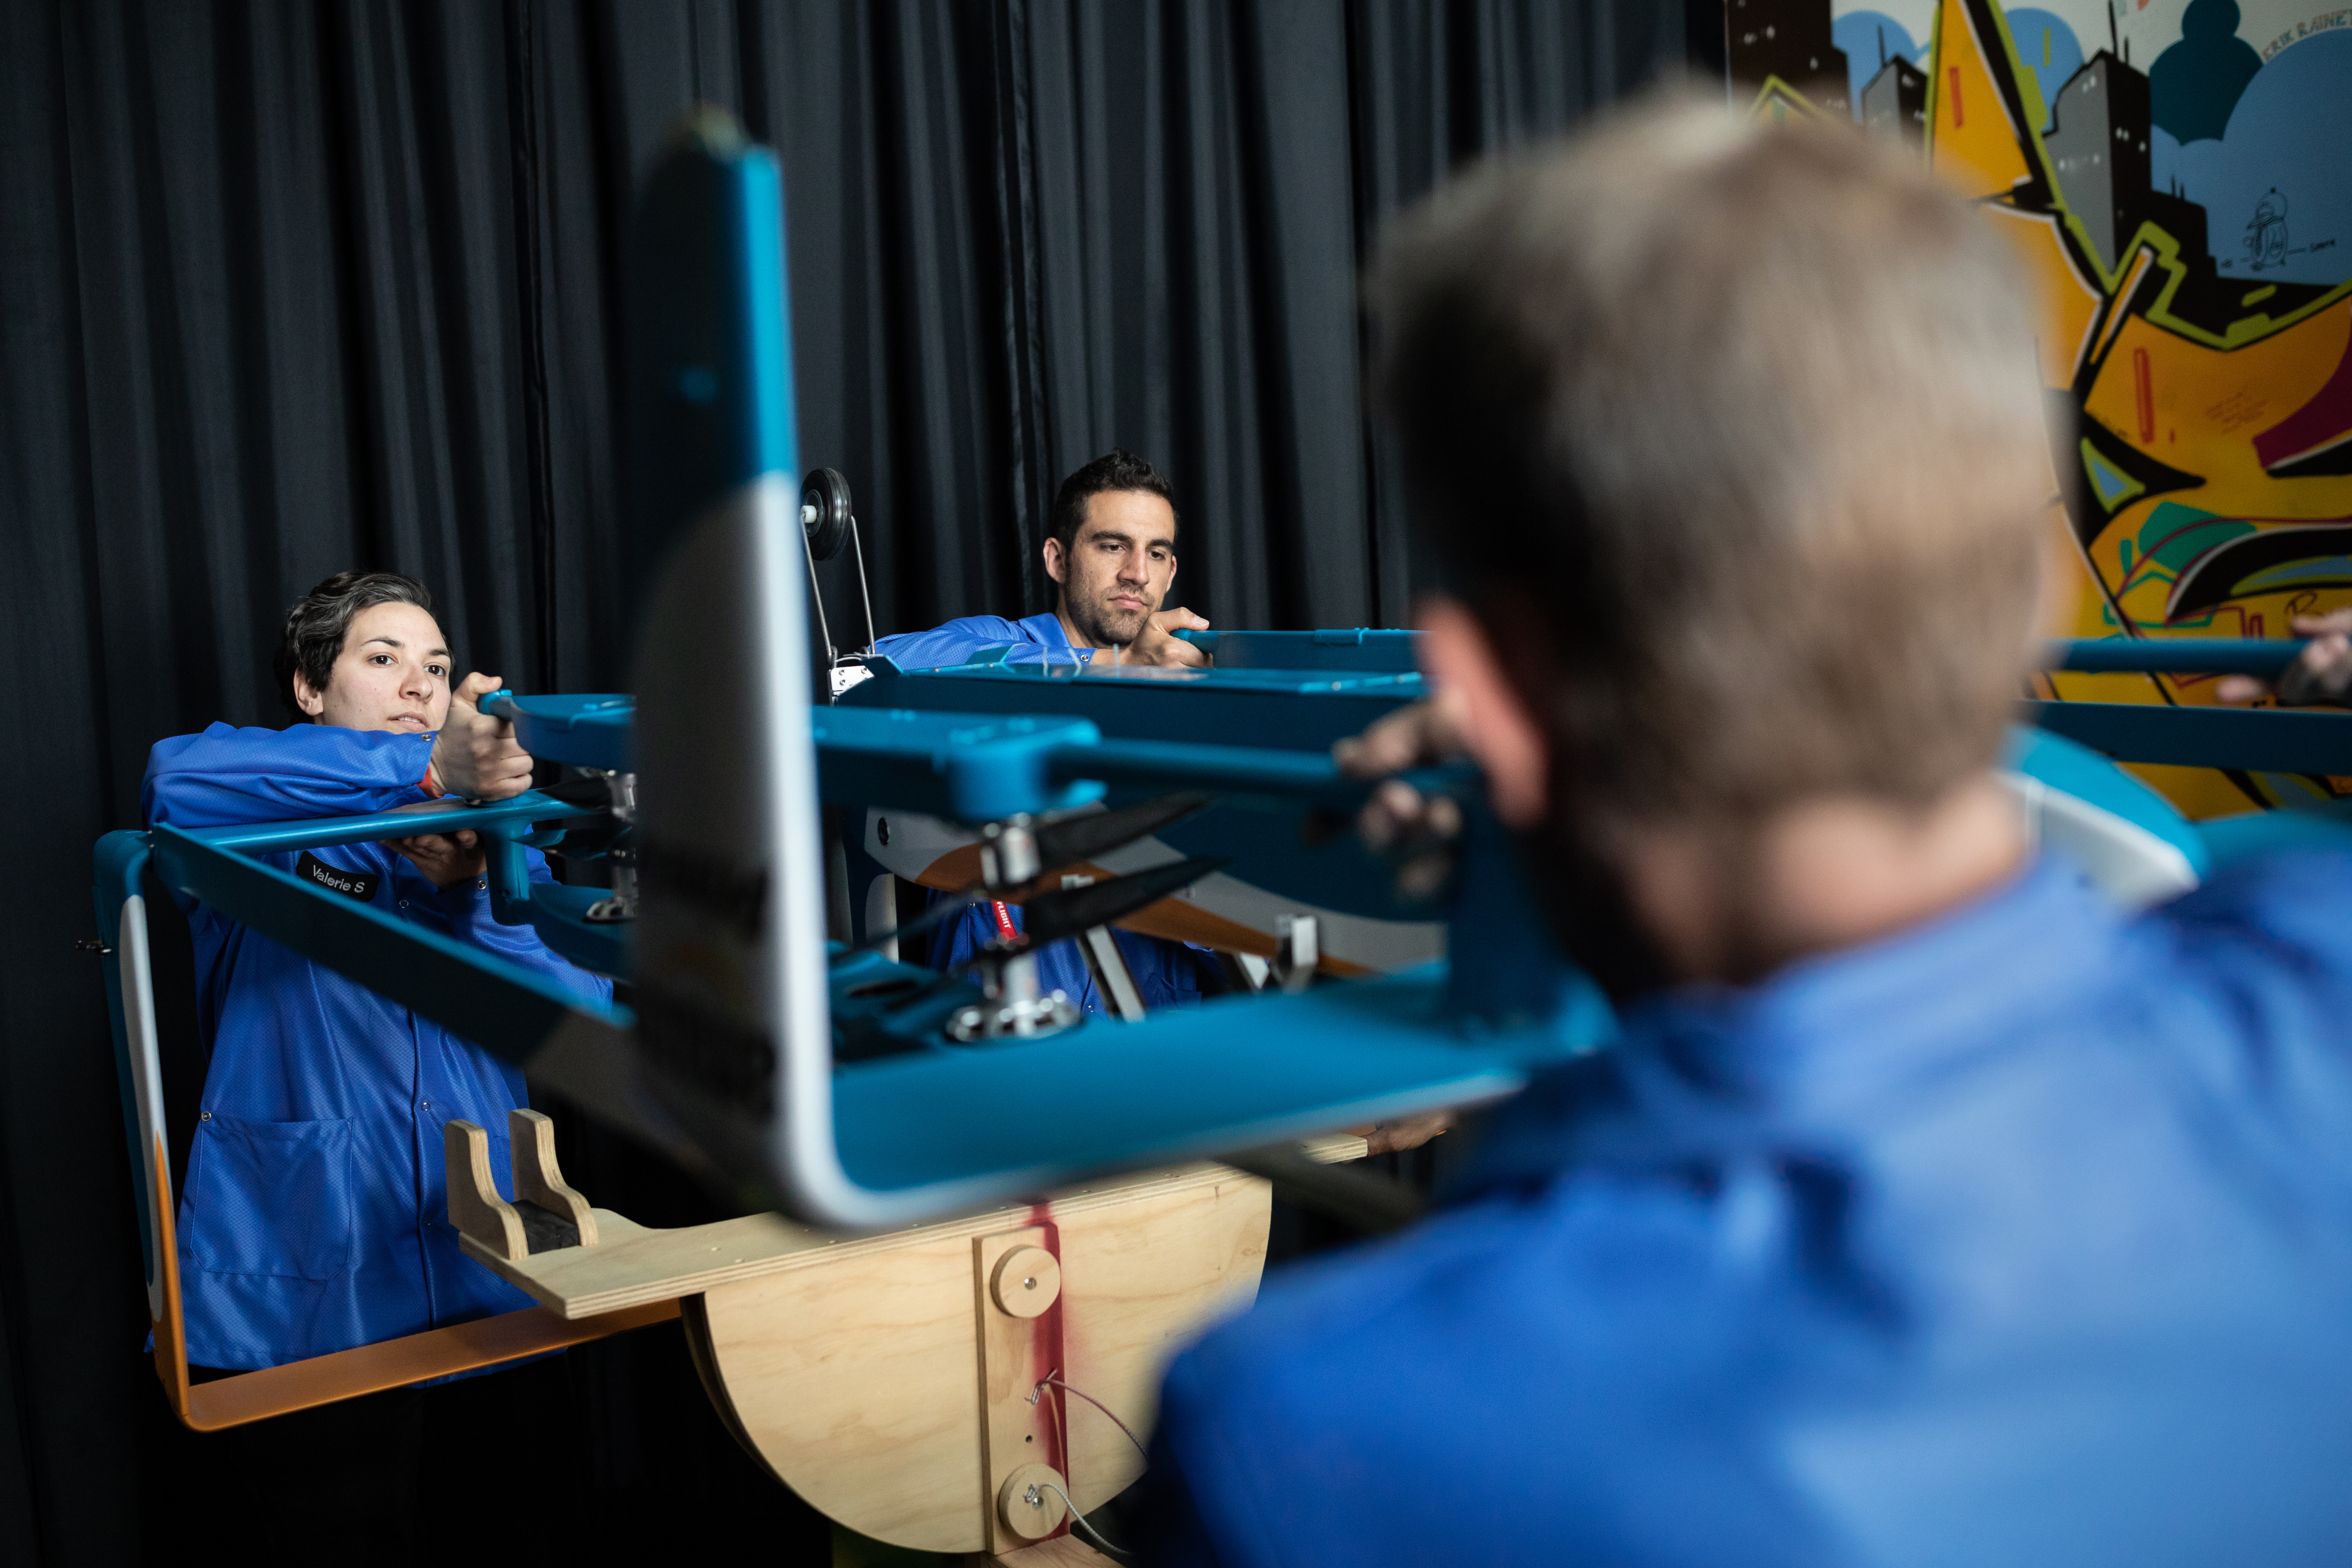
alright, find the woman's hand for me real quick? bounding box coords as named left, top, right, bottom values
left=384, top=829, right=485, bottom=890
left=427, top=673, right=535, bottom=800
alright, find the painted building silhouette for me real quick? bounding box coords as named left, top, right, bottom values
left=1726, top=0, right=1851, bottom=116
left=1861, top=56, right=1928, bottom=144
left=2045, top=52, right=2211, bottom=277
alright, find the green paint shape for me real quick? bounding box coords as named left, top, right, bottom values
left=2135, top=499, right=2254, bottom=572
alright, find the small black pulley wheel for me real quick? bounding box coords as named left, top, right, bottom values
left=801, top=467, right=853, bottom=562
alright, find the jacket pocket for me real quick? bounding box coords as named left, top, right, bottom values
left=185, top=1115, right=357, bottom=1281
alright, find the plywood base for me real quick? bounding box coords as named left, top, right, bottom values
left=681, top=1162, right=1268, bottom=1553
left=455, top=1135, right=1364, bottom=1552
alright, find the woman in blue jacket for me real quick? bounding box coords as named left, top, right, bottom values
left=143, top=570, right=609, bottom=1374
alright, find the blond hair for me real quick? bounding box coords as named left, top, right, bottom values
left=1373, top=94, right=2049, bottom=818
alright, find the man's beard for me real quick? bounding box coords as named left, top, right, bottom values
left=1515, top=789, right=1676, bottom=1006
left=1066, top=589, right=1151, bottom=649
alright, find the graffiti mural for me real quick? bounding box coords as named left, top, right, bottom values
left=1727, top=0, right=2352, bottom=813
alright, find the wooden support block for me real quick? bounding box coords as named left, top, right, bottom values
left=995, top=1462, right=1069, bottom=1544
left=445, top=1120, right=526, bottom=1263
left=467, top=1159, right=1279, bottom=1551
left=975, top=1226, right=1064, bottom=1556
left=970, top=1537, right=1116, bottom=1567
left=508, top=1108, right=598, bottom=1248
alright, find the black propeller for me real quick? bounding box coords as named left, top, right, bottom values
left=1028, top=792, right=1213, bottom=875
left=999, top=855, right=1228, bottom=949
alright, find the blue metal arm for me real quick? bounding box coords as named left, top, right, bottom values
left=150, top=823, right=631, bottom=1068
left=2048, top=638, right=2307, bottom=677
left=2035, top=639, right=2349, bottom=775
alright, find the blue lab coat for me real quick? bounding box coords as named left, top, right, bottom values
left=871, top=609, right=1088, bottom=672
left=1144, top=852, right=2352, bottom=1565
left=871, top=612, right=1224, bottom=1012
left=143, top=723, right=612, bottom=1371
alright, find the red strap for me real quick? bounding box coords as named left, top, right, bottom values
left=991, top=900, right=1019, bottom=941
left=418, top=758, right=446, bottom=800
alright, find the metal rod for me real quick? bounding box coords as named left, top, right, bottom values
left=2046, top=638, right=2306, bottom=677
left=181, top=792, right=569, bottom=854
left=848, top=515, right=878, bottom=656
left=2023, top=699, right=2352, bottom=774
left=801, top=507, right=836, bottom=667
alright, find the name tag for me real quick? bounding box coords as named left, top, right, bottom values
left=296, top=851, right=381, bottom=904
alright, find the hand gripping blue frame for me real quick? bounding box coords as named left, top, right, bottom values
left=2032, top=637, right=2352, bottom=776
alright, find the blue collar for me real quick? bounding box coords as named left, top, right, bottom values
left=1454, top=856, right=2122, bottom=1196
left=1021, top=610, right=1073, bottom=649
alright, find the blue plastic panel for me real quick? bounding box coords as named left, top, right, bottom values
left=841, top=659, right=1423, bottom=753
left=2199, top=800, right=2352, bottom=865
left=480, top=692, right=634, bottom=771
left=1173, top=628, right=1422, bottom=673
left=829, top=968, right=1577, bottom=1202
left=2005, top=727, right=2213, bottom=878
left=811, top=706, right=1107, bottom=822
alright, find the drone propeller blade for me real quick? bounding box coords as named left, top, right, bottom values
left=1031, top=792, right=1214, bottom=875
left=1014, top=856, right=1229, bottom=946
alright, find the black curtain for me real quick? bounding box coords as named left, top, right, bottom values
left=0, top=3, right=1694, bottom=1560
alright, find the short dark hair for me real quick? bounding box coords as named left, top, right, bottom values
left=274, top=570, right=437, bottom=715
left=1048, top=450, right=1179, bottom=557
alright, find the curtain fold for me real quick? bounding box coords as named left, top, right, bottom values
left=0, top=3, right=1684, bottom=1558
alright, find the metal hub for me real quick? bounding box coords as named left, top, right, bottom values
left=946, top=990, right=1083, bottom=1042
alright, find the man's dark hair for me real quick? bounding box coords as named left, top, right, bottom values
left=1048, top=450, right=1179, bottom=558
left=274, top=570, right=437, bottom=715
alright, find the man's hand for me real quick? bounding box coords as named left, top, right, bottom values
left=2217, top=610, right=2352, bottom=708
left=385, top=830, right=486, bottom=891
left=1358, top=1111, right=1454, bottom=1156
left=1334, top=695, right=1468, bottom=901
left=1122, top=606, right=1212, bottom=669
left=428, top=673, right=534, bottom=800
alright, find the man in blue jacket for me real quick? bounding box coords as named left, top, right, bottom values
left=873, top=450, right=1226, bottom=1013
left=1137, top=101, right=2352, bottom=1564
left=144, top=569, right=609, bottom=1374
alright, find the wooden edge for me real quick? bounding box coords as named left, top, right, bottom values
left=179, top=1299, right=681, bottom=1432
left=1300, top=1132, right=1371, bottom=1164
left=465, top=1157, right=1303, bottom=1321
left=509, top=1108, right=598, bottom=1246
left=149, top=1131, right=192, bottom=1421
left=445, top=1119, right=527, bottom=1262
left=971, top=1535, right=1117, bottom=1566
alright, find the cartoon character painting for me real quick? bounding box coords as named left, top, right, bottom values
left=2247, top=188, right=2290, bottom=269
left=1728, top=0, right=2352, bottom=814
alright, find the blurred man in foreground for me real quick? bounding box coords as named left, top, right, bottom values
left=1140, top=97, right=2352, bottom=1565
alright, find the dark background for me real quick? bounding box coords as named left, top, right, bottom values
left=0, top=2, right=1709, bottom=1560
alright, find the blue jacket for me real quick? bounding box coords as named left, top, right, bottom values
left=1145, top=852, right=2352, bottom=1565
left=143, top=723, right=612, bottom=1371
left=872, top=609, right=1090, bottom=672
left=873, top=612, right=1224, bottom=1013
